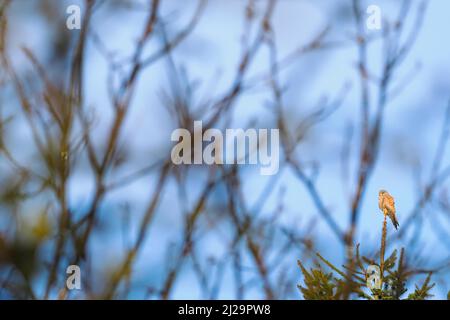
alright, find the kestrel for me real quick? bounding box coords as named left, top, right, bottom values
left=378, top=190, right=399, bottom=230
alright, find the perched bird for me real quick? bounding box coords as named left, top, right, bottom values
left=378, top=190, right=399, bottom=230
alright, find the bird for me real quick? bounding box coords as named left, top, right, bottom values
left=378, top=190, right=399, bottom=230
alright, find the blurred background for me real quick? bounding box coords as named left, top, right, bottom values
left=0, top=0, right=449, bottom=299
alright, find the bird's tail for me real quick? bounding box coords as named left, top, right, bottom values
left=391, top=215, right=399, bottom=230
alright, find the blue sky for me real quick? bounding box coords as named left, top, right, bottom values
left=6, top=0, right=450, bottom=299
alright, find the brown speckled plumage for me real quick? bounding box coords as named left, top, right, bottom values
left=378, top=190, right=399, bottom=230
